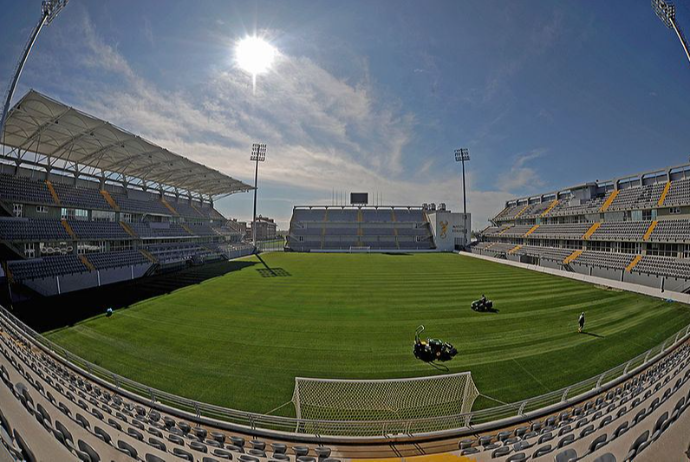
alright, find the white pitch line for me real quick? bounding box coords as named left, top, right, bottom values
left=512, top=358, right=551, bottom=394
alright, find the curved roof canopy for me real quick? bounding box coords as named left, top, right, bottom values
left=1, top=90, right=252, bottom=197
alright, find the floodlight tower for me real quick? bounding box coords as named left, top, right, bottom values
left=454, top=148, right=470, bottom=218
left=250, top=143, right=266, bottom=248
left=652, top=0, right=690, bottom=66
left=0, top=0, right=69, bottom=142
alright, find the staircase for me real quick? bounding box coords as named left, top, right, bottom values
left=515, top=204, right=530, bottom=218
left=45, top=180, right=61, bottom=205
left=79, top=255, right=96, bottom=272
left=524, top=225, right=540, bottom=237
left=190, top=202, right=205, bottom=218
left=160, top=197, right=179, bottom=216
left=626, top=255, right=643, bottom=272
left=540, top=200, right=559, bottom=217
left=643, top=221, right=658, bottom=241
left=100, top=190, right=120, bottom=211
left=583, top=222, right=601, bottom=240
left=139, top=249, right=158, bottom=264
left=599, top=190, right=619, bottom=212
left=658, top=182, right=671, bottom=206
left=60, top=220, right=77, bottom=239
left=180, top=223, right=195, bottom=236
left=119, top=221, right=138, bottom=238
left=508, top=245, right=523, bottom=255
left=563, top=250, right=583, bottom=265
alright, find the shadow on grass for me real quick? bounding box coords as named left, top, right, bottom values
left=257, top=268, right=291, bottom=278
left=382, top=253, right=413, bottom=256
left=581, top=331, right=605, bottom=338
left=478, top=307, right=500, bottom=313
left=255, top=254, right=291, bottom=277
left=12, top=259, right=257, bottom=333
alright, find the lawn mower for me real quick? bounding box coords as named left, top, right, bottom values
left=471, top=296, right=493, bottom=312
left=413, top=325, right=457, bottom=363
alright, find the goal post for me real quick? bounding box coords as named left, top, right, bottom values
left=348, top=246, right=371, bottom=253
left=292, top=372, right=479, bottom=434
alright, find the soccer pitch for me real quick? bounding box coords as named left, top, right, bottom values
left=46, top=252, right=690, bottom=416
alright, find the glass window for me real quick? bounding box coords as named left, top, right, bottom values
left=92, top=210, right=115, bottom=222
left=36, top=205, right=48, bottom=213
left=61, top=208, right=89, bottom=220
left=23, top=243, right=35, bottom=258
left=647, top=243, right=678, bottom=257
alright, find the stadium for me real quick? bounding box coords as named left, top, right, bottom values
left=1, top=1, right=690, bottom=462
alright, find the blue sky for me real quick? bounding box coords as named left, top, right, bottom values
left=1, top=0, right=689, bottom=229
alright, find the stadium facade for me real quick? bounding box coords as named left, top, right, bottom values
left=0, top=91, right=253, bottom=298
left=286, top=204, right=470, bottom=252
left=475, top=163, right=690, bottom=294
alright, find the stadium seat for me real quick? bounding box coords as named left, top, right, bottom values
left=625, top=430, right=649, bottom=460
left=505, top=453, right=526, bottom=462
left=173, top=447, right=194, bottom=461
left=314, top=447, right=331, bottom=459
left=588, top=433, right=608, bottom=453
left=293, top=446, right=309, bottom=456
left=553, top=448, right=577, bottom=462
left=77, top=440, right=101, bottom=462
left=148, top=437, right=166, bottom=452
left=213, top=448, right=235, bottom=460
left=557, top=434, right=575, bottom=448
left=491, top=446, right=511, bottom=458
left=116, top=440, right=138, bottom=458
left=532, top=444, right=553, bottom=458
left=593, top=454, right=617, bottom=462
left=145, top=454, right=166, bottom=462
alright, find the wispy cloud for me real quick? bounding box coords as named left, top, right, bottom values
left=498, top=149, right=547, bottom=193
left=28, top=10, right=515, bottom=229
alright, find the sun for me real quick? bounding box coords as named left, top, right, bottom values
left=235, top=36, right=276, bottom=78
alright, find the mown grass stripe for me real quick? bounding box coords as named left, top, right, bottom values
left=46, top=253, right=690, bottom=415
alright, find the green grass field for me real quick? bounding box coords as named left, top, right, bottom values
left=46, top=253, right=690, bottom=416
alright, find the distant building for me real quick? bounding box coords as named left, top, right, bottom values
left=248, top=215, right=277, bottom=241
left=226, top=219, right=247, bottom=237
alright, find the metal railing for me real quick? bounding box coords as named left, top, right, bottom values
left=1, top=304, right=688, bottom=443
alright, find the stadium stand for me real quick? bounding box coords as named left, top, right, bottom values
left=0, top=90, right=253, bottom=298
left=476, top=163, right=690, bottom=293
left=1, top=296, right=689, bottom=461
left=287, top=206, right=435, bottom=251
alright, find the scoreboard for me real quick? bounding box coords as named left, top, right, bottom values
left=350, top=192, right=368, bottom=205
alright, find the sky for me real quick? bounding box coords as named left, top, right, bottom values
left=1, top=0, right=689, bottom=230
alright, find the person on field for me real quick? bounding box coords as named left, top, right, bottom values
left=578, top=312, right=585, bottom=333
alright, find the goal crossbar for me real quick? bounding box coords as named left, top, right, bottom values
left=292, top=372, right=479, bottom=427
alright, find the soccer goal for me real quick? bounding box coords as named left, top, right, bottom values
left=348, top=245, right=371, bottom=253
left=292, top=372, right=479, bottom=435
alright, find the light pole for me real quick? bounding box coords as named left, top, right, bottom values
left=0, top=0, right=68, bottom=143
left=454, top=148, right=470, bottom=216
left=250, top=143, right=266, bottom=248
left=454, top=148, right=470, bottom=248
left=652, top=0, right=690, bottom=66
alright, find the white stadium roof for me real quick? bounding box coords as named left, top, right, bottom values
left=1, top=90, right=252, bottom=197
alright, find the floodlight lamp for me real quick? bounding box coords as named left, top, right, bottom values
left=251, top=143, right=267, bottom=161
left=454, top=148, right=470, bottom=162
left=652, top=0, right=676, bottom=28
left=43, top=0, right=68, bottom=24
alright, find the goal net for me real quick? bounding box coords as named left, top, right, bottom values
left=348, top=246, right=371, bottom=253
left=292, top=373, right=479, bottom=434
